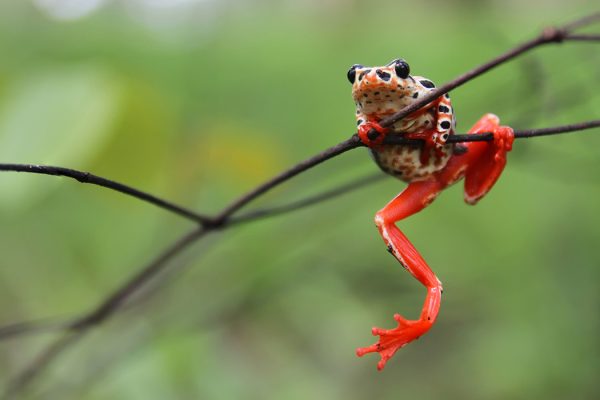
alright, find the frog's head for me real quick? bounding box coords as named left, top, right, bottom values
left=348, top=58, right=415, bottom=115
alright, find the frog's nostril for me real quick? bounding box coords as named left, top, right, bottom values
left=376, top=69, right=391, bottom=82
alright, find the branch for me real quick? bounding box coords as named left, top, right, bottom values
left=562, top=11, right=600, bottom=31
left=2, top=12, right=599, bottom=398
left=0, top=318, right=68, bottom=340
left=564, top=33, right=600, bottom=41
left=230, top=172, right=387, bottom=225
left=369, top=16, right=600, bottom=137
left=0, top=164, right=212, bottom=225
left=68, top=227, right=207, bottom=330
left=3, top=332, right=84, bottom=400
left=0, top=136, right=361, bottom=229
left=212, top=136, right=362, bottom=222
left=382, top=119, right=600, bottom=145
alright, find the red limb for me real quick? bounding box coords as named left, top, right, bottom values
left=356, top=180, right=444, bottom=371
left=357, top=113, right=513, bottom=370
left=358, top=120, right=390, bottom=147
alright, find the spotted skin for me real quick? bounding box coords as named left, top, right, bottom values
left=352, top=66, right=455, bottom=181
left=348, top=59, right=514, bottom=370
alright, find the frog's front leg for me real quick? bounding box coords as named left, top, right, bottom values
left=404, top=94, right=454, bottom=164
left=357, top=118, right=390, bottom=147
left=356, top=180, right=444, bottom=370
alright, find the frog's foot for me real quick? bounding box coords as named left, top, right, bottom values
left=491, top=124, right=514, bottom=162
left=358, top=181, right=443, bottom=370
left=356, top=313, right=432, bottom=371
left=463, top=113, right=514, bottom=205
left=358, top=121, right=390, bottom=147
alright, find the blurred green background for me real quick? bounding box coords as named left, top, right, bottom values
left=0, top=0, right=599, bottom=399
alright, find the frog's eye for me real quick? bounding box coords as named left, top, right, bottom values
left=347, top=64, right=364, bottom=84
left=391, top=59, right=410, bottom=79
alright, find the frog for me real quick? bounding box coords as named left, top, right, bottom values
left=348, top=59, right=514, bottom=370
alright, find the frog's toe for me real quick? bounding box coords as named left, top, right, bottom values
left=357, top=313, right=431, bottom=370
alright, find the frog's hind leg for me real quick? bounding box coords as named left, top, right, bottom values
left=357, top=180, right=444, bottom=370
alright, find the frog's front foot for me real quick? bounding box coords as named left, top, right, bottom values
left=358, top=121, right=390, bottom=147
left=356, top=313, right=433, bottom=371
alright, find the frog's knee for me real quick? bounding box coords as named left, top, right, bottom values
left=374, top=212, right=386, bottom=229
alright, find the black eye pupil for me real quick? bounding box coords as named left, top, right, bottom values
left=393, top=60, right=410, bottom=79
left=347, top=69, right=356, bottom=84
left=347, top=64, right=364, bottom=84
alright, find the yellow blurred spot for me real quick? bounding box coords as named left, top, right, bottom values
left=180, top=121, right=286, bottom=188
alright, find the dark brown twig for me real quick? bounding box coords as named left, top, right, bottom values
left=230, top=172, right=388, bottom=225
left=2, top=12, right=599, bottom=399
left=0, top=164, right=212, bottom=225
left=382, top=119, right=600, bottom=145
left=510, top=119, right=600, bottom=138
left=371, top=20, right=600, bottom=136
left=0, top=318, right=69, bottom=340
left=69, top=227, right=207, bottom=330
left=212, top=136, right=362, bottom=223
left=564, top=33, right=600, bottom=41
left=3, top=332, right=85, bottom=400
left=562, top=12, right=600, bottom=31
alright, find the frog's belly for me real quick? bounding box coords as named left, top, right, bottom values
left=370, top=144, right=453, bottom=182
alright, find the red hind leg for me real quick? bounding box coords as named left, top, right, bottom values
left=356, top=180, right=444, bottom=370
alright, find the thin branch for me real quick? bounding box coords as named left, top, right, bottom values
left=564, top=33, right=600, bottom=41
left=69, top=227, right=207, bottom=330
left=371, top=16, right=600, bottom=137
left=212, top=136, right=362, bottom=223
left=2, top=228, right=206, bottom=396
left=3, top=332, right=84, bottom=400
left=382, top=119, right=600, bottom=145
left=0, top=164, right=212, bottom=225
left=2, top=12, right=599, bottom=398
left=562, top=11, right=600, bottom=31
left=0, top=318, right=69, bottom=340
left=230, top=172, right=387, bottom=225
left=510, top=119, right=600, bottom=138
